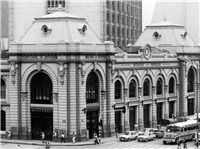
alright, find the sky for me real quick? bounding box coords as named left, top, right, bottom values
left=142, top=0, right=156, bottom=31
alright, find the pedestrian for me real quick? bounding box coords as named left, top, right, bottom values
left=115, top=127, right=118, bottom=138
left=53, top=131, right=57, bottom=142
left=7, top=130, right=12, bottom=139
left=177, top=139, right=181, bottom=149
left=94, top=133, right=99, bottom=145
left=134, top=123, right=138, bottom=132
left=183, top=141, right=187, bottom=149
left=60, top=132, right=65, bottom=143
left=45, top=142, right=50, bottom=149
left=41, top=132, right=45, bottom=143
left=16, top=144, right=20, bottom=149
left=72, top=132, right=76, bottom=144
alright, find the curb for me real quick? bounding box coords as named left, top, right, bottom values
left=0, top=139, right=117, bottom=146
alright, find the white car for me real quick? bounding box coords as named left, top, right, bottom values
left=119, top=131, right=139, bottom=141
left=137, top=132, right=156, bottom=142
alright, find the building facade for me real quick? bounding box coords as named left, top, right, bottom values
left=0, top=0, right=142, bottom=50
left=1, top=8, right=200, bottom=142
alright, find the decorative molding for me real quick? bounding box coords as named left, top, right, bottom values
left=58, top=62, right=66, bottom=85
left=2, top=106, right=8, bottom=111
left=93, top=62, right=97, bottom=71
left=81, top=62, right=86, bottom=84
left=10, top=62, right=16, bottom=84
left=53, top=93, right=58, bottom=102
left=21, top=91, right=28, bottom=101
left=21, top=55, right=57, bottom=60
left=37, top=62, right=42, bottom=71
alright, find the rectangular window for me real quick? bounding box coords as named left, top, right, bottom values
left=55, top=0, right=58, bottom=7
left=106, top=1, right=109, bottom=9
left=106, top=12, right=109, bottom=22
left=107, top=26, right=109, bottom=36
left=112, top=14, right=115, bottom=23
left=63, top=0, right=65, bottom=7
left=52, top=1, right=54, bottom=7
left=48, top=0, right=51, bottom=7
left=112, top=27, right=115, bottom=36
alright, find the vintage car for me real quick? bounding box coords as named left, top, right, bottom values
left=119, top=131, right=139, bottom=141
left=153, top=129, right=164, bottom=138
left=137, top=132, right=156, bottom=142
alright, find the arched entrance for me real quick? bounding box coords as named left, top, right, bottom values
left=30, top=72, right=53, bottom=141
left=86, top=72, right=99, bottom=139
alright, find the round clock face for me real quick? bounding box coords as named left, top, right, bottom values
left=144, top=47, right=151, bottom=60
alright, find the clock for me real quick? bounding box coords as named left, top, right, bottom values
left=143, top=45, right=151, bottom=60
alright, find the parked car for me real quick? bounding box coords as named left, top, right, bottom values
left=119, top=131, right=139, bottom=141
left=137, top=132, right=156, bottom=142
left=153, top=129, right=164, bottom=138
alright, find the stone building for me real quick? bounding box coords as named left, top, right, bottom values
left=1, top=11, right=200, bottom=142
left=0, top=0, right=142, bottom=50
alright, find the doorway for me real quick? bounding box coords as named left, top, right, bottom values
left=115, top=111, right=122, bottom=133
left=86, top=110, right=99, bottom=139
left=188, top=98, right=194, bottom=115
left=157, top=103, right=162, bottom=125
left=143, top=104, right=150, bottom=128
left=129, top=106, right=136, bottom=131
left=31, top=110, right=53, bottom=140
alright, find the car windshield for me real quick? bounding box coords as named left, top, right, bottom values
left=124, top=132, right=130, bottom=135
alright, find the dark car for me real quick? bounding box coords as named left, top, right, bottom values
left=160, top=118, right=177, bottom=126
left=153, top=130, right=164, bottom=138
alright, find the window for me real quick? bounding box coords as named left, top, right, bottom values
left=1, top=79, right=6, bottom=99
left=129, top=80, right=136, bottom=98
left=112, top=14, right=115, bottom=23
left=106, top=12, right=110, bottom=22
left=143, top=79, right=150, bottom=96
left=117, top=27, right=120, bottom=37
left=188, top=68, right=194, bottom=92
left=115, top=80, right=121, bottom=99
left=112, top=27, right=115, bottom=36
left=169, top=77, right=175, bottom=94
left=31, top=72, right=53, bottom=104
left=106, top=1, right=109, bottom=9
left=112, top=1, right=115, bottom=10
left=156, top=78, right=163, bottom=95
left=47, top=0, right=65, bottom=7
left=107, top=26, right=110, bottom=36
left=86, top=72, right=99, bottom=104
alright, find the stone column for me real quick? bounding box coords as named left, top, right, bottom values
left=138, top=87, right=143, bottom=131
left=164, top=85, right=169, bottom=119
left=152, top=86, right=157, bottom=128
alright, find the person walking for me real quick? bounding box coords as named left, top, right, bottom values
left=72, top=132, right=76, bottom=144
left=115, top=127, right=118, bottom=138
left=183, top=141, right=187, bottom=149
left=53, top=131, right=57, bottom=142
left=7, top=130, right=12, bottom=140
left=41, top=132, right=45, bottom=143
left=94, top=133, right=99, bottom=145
left=177, top=139, right=181, bottom=149
left=60, top=132, right=65, bottom=143
left=45, top=142, right=50, bottom=149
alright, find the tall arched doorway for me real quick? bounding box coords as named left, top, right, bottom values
left=30, top=72, right=53, bottom=141
left=86, top=72, right=99, bottom=139
left=1, top=110, right=6, bottom=131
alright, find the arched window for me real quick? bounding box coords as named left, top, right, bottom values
left=1, top=79, right=6, bottom=99
left=169, top=77, right=175, bottom=94
left=31, top=72, right=53, bottom=104
left=129, top=79, right=136, bottom=98
left=86, top=72, right=99, bottom=104
left=143, top=79, right=150, bottom=96
left=156, top=78, right=163, bottom=95
left=0, top=110, right=6, bottom=131
left=115, top=80, right=121, bottom=99
left=188, top=68, right=194, bottom=92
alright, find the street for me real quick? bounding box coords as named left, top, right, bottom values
left=0, top=138, right=198, bottom=149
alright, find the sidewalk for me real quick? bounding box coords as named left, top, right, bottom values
left=0, top=135, right=119, bottom=146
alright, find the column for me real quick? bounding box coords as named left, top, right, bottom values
left=138, top=87, right=143, bottom=131
left=176, top=84, right=179, bottom=117
left=152, top=86, right=156, bottom=128
left=164, top=85, right=169, bottom=119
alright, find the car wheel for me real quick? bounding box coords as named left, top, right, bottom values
left=138, top=139, right=140, bottom=142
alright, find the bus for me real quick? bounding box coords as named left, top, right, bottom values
left=162, top=120, right=199, bottom=144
